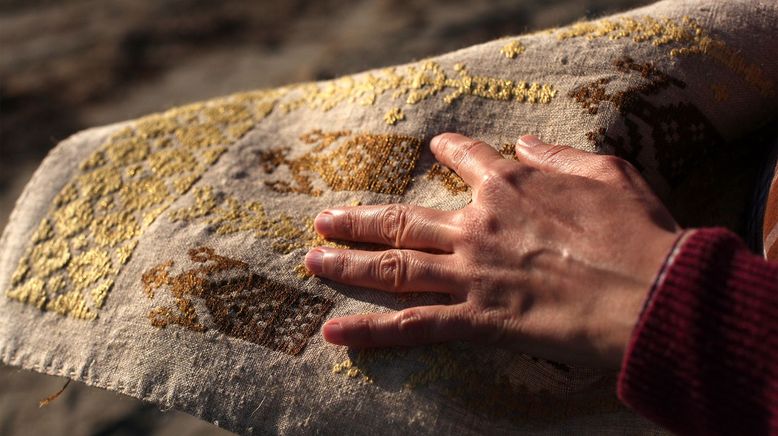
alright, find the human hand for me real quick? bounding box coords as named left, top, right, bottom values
left=305, top=133, right=682, bottom=368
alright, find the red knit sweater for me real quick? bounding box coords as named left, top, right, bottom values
left=618, top=228, right=778, bottom=435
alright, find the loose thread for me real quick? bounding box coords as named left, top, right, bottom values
left=39, top=379, right=71, bottom=407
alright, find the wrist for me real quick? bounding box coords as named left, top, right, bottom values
left=612, top=229, right=691, bottom=367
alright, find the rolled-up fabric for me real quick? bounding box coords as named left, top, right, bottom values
left=1, top=0, right=775, bottom=433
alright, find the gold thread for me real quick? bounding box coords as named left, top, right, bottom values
left=384, top=107, right=405, bottom=125
left=294, top=263, right=312, bottom=279
left=48, top=291, right=94, bottom=319
left=425, top=163, right=469, bottom=195
left=90, top=280, right=113, bottom=308
left=6, top=278, right=46, bottom=309
left=332, top=358, right=372, bottom=383
left=281, top=61, right=556, bottom=115
left=6, top=88, right=284, bottom=318
left=6, top=60, right=556, bottom=318
left=556, top=15, right=774, bottom=96
left=170, top=187, right=343, bottom=255
left=500, top=40, right=525, bottom=59
left=29, top=238, right=71, bottom=278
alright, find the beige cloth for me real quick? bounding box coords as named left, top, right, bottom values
left=1, top=0, right=776, bottom=433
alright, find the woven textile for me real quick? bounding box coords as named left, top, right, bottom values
left=1, top=0, right=776, bottom=433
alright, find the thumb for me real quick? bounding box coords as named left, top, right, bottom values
left=514, top=135, right=599, bottom=176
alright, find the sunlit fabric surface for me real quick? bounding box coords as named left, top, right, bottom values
left=1, top=0, right=776, bottom=433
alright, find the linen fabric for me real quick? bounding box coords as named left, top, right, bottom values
left=1, top=0, right=776, bottom=433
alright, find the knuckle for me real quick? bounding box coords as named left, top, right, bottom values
left=479, top=170, right=511, bottom=194
left=459, top=212, right=493, bottom=248
left=466, top=306, right=509, bottom=345
left=354, top=317, right=375, bottom=342
left=594, top=155, right=634, bottom=182
left=397, top=308, right=431, bottom=342
left=540, top=144, right=572, bottom=165
left=330, top=251, right=349, bottom=278
left=597, top=154, right=628, bottom=170
left=378, top=204, right=409, bottom=246
left=600, top=155, right=632, bottom=173
left=479, top=163, right=533, bottom=193
left=487, top=314, right=512, bottom=345
left=451, top=140, right=487, bottom=169
left=340, top=210, right=357, bottom=235
left=375, top=249, right=408, bottom=291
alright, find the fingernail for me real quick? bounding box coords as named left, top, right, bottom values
left=322, top=321, right=345, bottom=344
left=314, top=211, right=335, bottom=235
left=430, top=132, right=452, bottom=151
left=518, top=135, right=544, bottom=148
left=430, top=134, right=443, bottom=151
left=305, top=248, right=326, bottom=274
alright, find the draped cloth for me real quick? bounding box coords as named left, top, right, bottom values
left=1, top=0, right=776, bottom=433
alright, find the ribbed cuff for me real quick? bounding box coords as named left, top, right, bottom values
left=617, top=228, right=778, bottom=435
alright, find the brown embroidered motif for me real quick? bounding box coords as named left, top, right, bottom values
left=259, top=130, right=423, bottom=196
left=142, top=247, right=332, bottom=355
left=570, top=56, right=723, bottom=186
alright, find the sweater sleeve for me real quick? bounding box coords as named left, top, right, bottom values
left=617, top=227, right=778, bottom=435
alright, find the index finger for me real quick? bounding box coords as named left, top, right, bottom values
left=430, top=132, right=504, bottom=189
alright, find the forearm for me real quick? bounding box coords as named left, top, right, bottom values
left=618, top=228, right=778, bottom=435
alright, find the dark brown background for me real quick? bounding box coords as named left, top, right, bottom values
left=0, top=0, right=650, bottom=434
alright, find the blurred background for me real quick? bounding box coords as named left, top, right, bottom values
left=0, top=0, right=650, bottom=434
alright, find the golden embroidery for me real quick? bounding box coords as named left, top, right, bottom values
left=7, top=57, right=556, bottom=318
left=281, top=61, right=557, bottom=115
left=170, top=186, right=343, bottom=255
left=67, top=249, right=112, bottom=292
left=6, top=89, right=283, bottom=319
left=294, top=263, right=312, bottom=279
left=556, top=15, right=774, bottom=97
left=90, top=280, right=113, bottom=308
left=47, top=291, right=93, bottom=319
left=29, top=238, right=70, bottom=278
left=142, top=247, right=333, bottom=355
left=6, top=278, right=46, bottom=309
left=426, top=163, right=470, bottom=195
left=259, top=130, right=423, bottom=197
left=332, top=358, right=371, bottom=382
left=52, top=200, right=93, bottom=237
left=383, top=107, right=405, bottom=125
left=500, top=40, right=525, bottom=59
